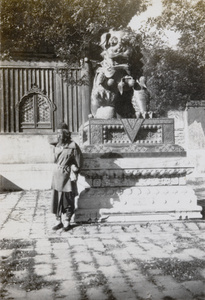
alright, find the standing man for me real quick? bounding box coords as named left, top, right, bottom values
left=51, top=123, right=83, bottom=231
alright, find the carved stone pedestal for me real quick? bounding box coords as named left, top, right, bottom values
left=75, top=119, right=202, bottom=223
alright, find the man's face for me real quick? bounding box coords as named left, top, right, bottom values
left=57, top=129, right=70, bottom=143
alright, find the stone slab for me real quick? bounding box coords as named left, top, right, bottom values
left=82, top=118, right=175, bottom=145
left=0, top=163, right=54, bottom=191
left=75, top=153, right=202, bottom=222
left=186, top=100, right=205, bottom=150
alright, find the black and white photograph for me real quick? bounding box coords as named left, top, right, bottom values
left=0, top=0, right=205, bottom=299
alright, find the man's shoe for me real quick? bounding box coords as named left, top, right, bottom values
left=52, top=223, right=63, bottom=230
left=63, top=224, right=71, bottom=232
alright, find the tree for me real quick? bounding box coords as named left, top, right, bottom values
left=157, top=0, right=204, bottom=68
left=139, top=0, right=205, bottom=115
left=0, top=0, right=148, bottom=64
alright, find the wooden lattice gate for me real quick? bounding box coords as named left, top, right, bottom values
left=0, top=60, right=91, bottom=134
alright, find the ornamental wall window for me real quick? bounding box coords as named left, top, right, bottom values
left=17, top=85, right=56, bottom=132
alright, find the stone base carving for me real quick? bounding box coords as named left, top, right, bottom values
left=75, top=186, right=201, bottom=222
left=81, top=118, right=175, bottom=145
left=75, top=118, right=202, bottom=223
left=75, top=156, right=202, bottom=223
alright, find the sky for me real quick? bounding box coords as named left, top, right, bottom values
left=129, top=0, right=180, bottom=48
left=129, top=0, right=163, bottom=29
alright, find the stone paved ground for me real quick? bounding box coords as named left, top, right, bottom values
left=0, top=190, right=205, bottom=300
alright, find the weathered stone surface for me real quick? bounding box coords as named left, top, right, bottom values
left=168, top=110, right=185, bottom=147
left=81, top=118, right=175, bottom=145
left=76, top=114, right=203, bottom=222
left=75, top=154, right=202, bottom=222
left=0, top=163, right=54, bottom=191
left=0, top=135, right=55, bottom=164
left=186, top=100, right=205, bottom=150
left=185, top=100, right=205, bottom=180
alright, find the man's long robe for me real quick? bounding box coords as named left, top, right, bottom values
left=51, top=141, right=83, bottom=216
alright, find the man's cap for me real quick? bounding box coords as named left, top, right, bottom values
left=57, top=122, right=69, bottom=130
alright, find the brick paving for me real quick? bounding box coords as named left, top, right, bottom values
left=0, top=190, right=205, bottom=300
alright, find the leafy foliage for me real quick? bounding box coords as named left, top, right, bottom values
left=142, top=48, right=204, bottom=115
left=139, top=0, right=205, bottom=115
left=1, top=0, right=204, bottom=114
left=158, top=0, right=205, bottom=68
left=0, top=0, right=147, bottom=64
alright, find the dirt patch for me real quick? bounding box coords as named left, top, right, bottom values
left=139, top=258, right=205, bottom=282
left=0, top=239, right=58, bottom=298
left=0, top=239, right=32, bottom=250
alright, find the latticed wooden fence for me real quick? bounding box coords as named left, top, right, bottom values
left=0, top=60, right=91, bottom=134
